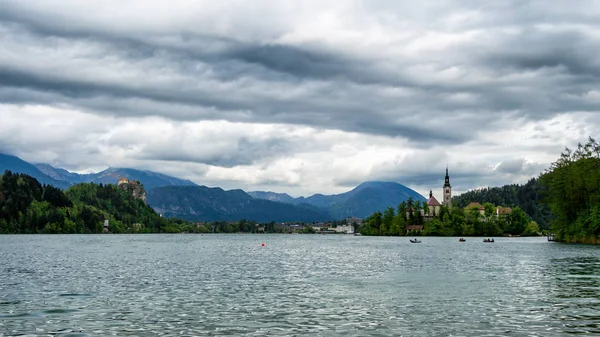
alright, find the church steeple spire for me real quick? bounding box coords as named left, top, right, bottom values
left=443, top=165, right=452, bottom=208
left=444, top=165, right=451, bottom=188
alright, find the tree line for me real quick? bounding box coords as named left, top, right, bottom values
left=358, top=198, right=537, bottom=237
left=0, top=171, right=343, bottom=234
left=539, top=137, right=600, bottom=243
left=452, top=178, right=551, bottom=229
left=0, top=170, right=188, bottom=234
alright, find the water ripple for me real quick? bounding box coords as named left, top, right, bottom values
left=0, top=235, right=599, bottom=336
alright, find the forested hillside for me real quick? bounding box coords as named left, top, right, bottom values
left=452, top=178, right=551, bottom=229
left=540, top=138, right=600, bottom=243
left=0, top=170, right=191, bottom=234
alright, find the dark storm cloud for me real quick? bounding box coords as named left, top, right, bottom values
left=227, top=44, right=353, bottom=80
left=482, top=29, right=600, bottom=78
left=0, top=4, right=406, bottom=86
left=0, top=3, right=499, bottom=146
left=0, top=66, right=244, bottom=112
left=137, top=136, right=294, bottom=168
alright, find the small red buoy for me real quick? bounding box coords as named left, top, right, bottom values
left=261, top=243, right=265, bottom=247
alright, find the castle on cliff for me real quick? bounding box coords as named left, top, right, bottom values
left=117, top=177, right=147, bottom=204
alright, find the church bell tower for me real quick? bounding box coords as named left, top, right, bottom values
left=443, top=166, right=452, bottom=208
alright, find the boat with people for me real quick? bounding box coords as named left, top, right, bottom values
left=459, top=238, right=466, bottom=242
left=410, top=239, right=422, bottom=243
left=483, top=238, right=495, bottom=243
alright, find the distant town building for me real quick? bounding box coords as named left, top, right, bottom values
left=465, top=202, right=485, bottom=215
left=275, top=223, right=305, bottom=233
left=406, top=225, right=424, bottom=233
left=311, top=222, right=327, bottom=232
left=346, top=217, right=363, bottom=226
left=334, top=224, right=355, bottom=234
left=464, top=203, right=513, bottom=217
left=496, top=207, right=512, bottom=216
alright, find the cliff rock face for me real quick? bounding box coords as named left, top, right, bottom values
left=118, top=180, right=147, bottom=204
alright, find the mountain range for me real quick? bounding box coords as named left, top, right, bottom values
left=248, top=181, right=426, bottom=219
left=149, top=186, right=331, bottom=223
left=0, top=153, right=73, bottom=189
left=0, top=153, right=196, bottom=191
left=0, top=153, right=426, bottom=222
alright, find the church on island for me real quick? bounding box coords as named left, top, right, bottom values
left=406, top=167, right=453, bottom=233
left=426, top=166, right=452, bottom=215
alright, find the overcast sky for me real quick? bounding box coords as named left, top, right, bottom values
left=1, top=0, right=599, bottom=198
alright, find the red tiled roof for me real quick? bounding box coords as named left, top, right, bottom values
left=427, top=196, right=441, bottom=206
left=497, top=207, right=512, bottom=215
left=465, top=202, right=484, bottom=210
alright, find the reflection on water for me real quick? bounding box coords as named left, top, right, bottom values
left=0, top=235, right=599, bottom=336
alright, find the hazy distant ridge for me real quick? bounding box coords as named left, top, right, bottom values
left=249, top=181, right=426, bottom=219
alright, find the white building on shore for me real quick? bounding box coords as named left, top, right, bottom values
left=334, top=224, right=355, bottom=234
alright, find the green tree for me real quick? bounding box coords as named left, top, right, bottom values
left=302, top=225, right=316, bottom=234
left=540, top=137, right=600, bottom=242
left=521, top=221, right=540, bottom=236
left=506, top=207, right=530, bottom=235
left=382, top=207, right=395, bottom=236
left=483, top=202, right=495, bottom=218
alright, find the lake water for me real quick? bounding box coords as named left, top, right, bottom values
left=0, top=235, right=599, bottom=336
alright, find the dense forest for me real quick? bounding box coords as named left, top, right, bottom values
left=0, top=170, right=333, bottom=234
left=452, top=178, right=552, bottom=229
left=0, top=170, right=190, bottom=234
left=539, top=138, right=600, bottom=243
left=359, top=198, right=537, bottom=237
